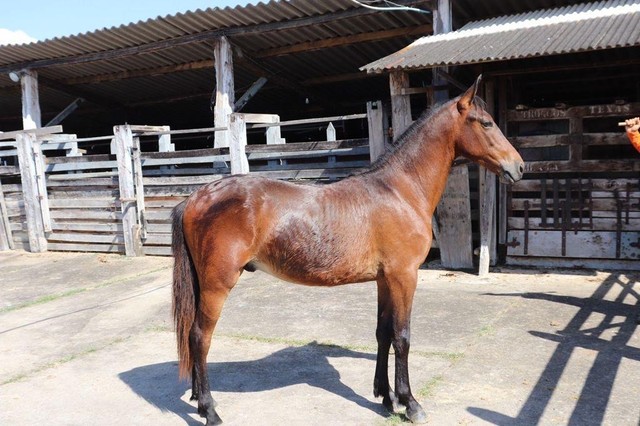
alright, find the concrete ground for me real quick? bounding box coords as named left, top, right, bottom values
left=0, top=250, right=638, bottom=425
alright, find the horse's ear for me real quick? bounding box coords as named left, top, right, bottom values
left=457, top=74, right=482, bottom=113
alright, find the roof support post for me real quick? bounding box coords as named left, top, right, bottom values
left=16, top=132, right=47, bottom=252
left=20, top=69, right=42, bottom=130
left=389, top=71, right=411, bottom=142
left=213, top=36, right=235, bottom=148
left=367, top=100, right=386, bottom=162
left=432, top=0, right=451, bottom=103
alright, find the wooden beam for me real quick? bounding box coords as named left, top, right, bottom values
left=38, top=75, right=123, bottom=108
left=301, top=71, right=377, bottom=86
left=45, top=98, right=84, bottom=126
left=255, top=25, right=432, bottom=58
left=20, top=70, right=41, bottom=129
left=234, top=76, right=267, bottom=112
left=213, top=36, right=235, bottom=149
left=60, top=60, right=214, bottom=85
left=0, top=125, right=63, bottom=141
left=0, top=1, right=431, bottom=73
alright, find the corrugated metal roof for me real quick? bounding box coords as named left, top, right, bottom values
left=362, top=0, right=640, bottom=73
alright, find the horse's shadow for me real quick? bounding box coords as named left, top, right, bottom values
left=119, top=341, right=384, bottom=424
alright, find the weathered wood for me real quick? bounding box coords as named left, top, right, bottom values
left=32, top=141, right=52, bottom=233
left=0, top=179, right=13, bottom=250
left=0, top=125, right=63, bottom=141
left=246, top=139, right=367, bottom=152
left=434, top=166, right=473, bottom=269
left=46, top=242, right=124, bottom=253
left=46, top=98, right=84, bottom=126
left=214, top=36, right=234, bottom=149
left=15, top=132, right=47, bottom=252
left=48, top=232, right=125, bottom=244
left=20, top=70, right=42, bottom=130
left=508, top=102, right=640, bottom=121
left=229, top=114, right=249, bottom=174
left=525, top=159, right=640, bottom=173
left=508, top=217, right=640, bottom=232
left=390, top=71, right=412, bottom=142
left=507, top=229, right=640, bottom=260
left=235, top=77, right=268, bottom=111
left=478, top=166, right=496, bottom=276
left=51, top=221, right=123, bottom=233
left=506, top=256, right=640, bottom=271
left=249, top=114, right=367, bottom=129
left=114, top=125, right=143, bottom=256
left=132, top=137, right=147, bottom=239
left=432, top=0, right=451, bottom=104
left=367, top=100, right=385, bottom=162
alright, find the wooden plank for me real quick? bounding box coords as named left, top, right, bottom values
left=47, top=242, right=124, bottom=253
left=51, top=221, right=123, bottom=233
left=251, top=168, right=365, bottom=181
left=48, top=232, right=125, bottom=244
left=0, top=166, right=19, bottom=175
left=506, top=256, right=640, bottom=271
left=213, top=36, right=234, bottom=149
left=229, top=113, right=249, bottom=174
left=508, top=217, right=640, bottom=231
left=506, top=230, right=640, bottom=259
left=512, top=178, right=639, bottom=192
left=367, top=100, right=385, bottom=162
left=234, top=77, right=268, bottom=112
left=0, top=125, right=63, bottom=141
left=246, top=147, right=369, bottom=161
left=16, top=132, right=47, bottom=252
left=49, top=210, right=122, bottom=220
left=143, top=245, right=172, bottom=256
left=508, top=102, right=640, bottom=121
left=524, top=159, right=640, bottom=173
left=143, top=175, right=224, bottom=186
left=132, top=137, right=147, bottom=239
left=32, top=141, right=52, bottom=233
left=0, top=179, right=13, bottom=250
left=249, top=114, right=367, bottom=129
left=434, top=166, right=473, bottom=269
left=245, top=139, right=368, bottom=152
left=114, top=124, right=143, bottom=256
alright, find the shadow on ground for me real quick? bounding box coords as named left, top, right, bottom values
left=469, top=272, right=640, bottom=425
left=119, top=341, right=386, bottom=425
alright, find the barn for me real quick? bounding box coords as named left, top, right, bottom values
left=0, top=0, right=638, bottom=272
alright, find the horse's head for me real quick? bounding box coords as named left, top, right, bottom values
left=453, top=75, right=524, bottom=184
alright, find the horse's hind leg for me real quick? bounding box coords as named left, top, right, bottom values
left=374, top=277, right=399, bottom=412
left=190, top=266, right=241, bottom=426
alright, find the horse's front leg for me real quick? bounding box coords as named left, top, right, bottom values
left=384, top=270, right=427, bottom=423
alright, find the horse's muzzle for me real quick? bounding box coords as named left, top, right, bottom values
left=500, top=161, right=525, bottom=184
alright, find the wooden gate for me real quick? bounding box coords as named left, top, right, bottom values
left=506, top=103, right=640, bottom=269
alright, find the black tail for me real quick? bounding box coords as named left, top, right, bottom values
left=171, top=201, right=197, bottom=379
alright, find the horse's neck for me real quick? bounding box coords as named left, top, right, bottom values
left=375, top=114, right=456, bottom=216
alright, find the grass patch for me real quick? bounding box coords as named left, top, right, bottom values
left=417, top=374, right=444, bottom=399
left=382, top=413, right=407, bottom=425
left=0, top=288, right=87, bottom=314
left=478, top=324, right=495, bottom=337
left=1, top=337, right=128, bottom=385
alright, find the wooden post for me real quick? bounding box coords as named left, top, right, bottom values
left=432, top=0, right=452, bottom=104
left=132, top=137, right=147, bottom=240
left=0, top=179, right=14, bottom=250
left=16, top=132, right=47, bottom=252
left=497, top=78, right=509, bottom=255
left=213, top=36, right=235, bottom=149
left=367, top=100, right=385, bottom=162
left=435, top=167, right=473, bottom=269
left=390, top=71, right=412, bottom=141
left=265, top=115, right=286, bottom=167
left=479, top=167, right=496, bottom=276
left=20, top=69, right=42, bottom=130
left=32, top=140, right=52, bottom=233
left=229, top=114, right=249, bottom=175
left=114, top=125, right=143, bottom=256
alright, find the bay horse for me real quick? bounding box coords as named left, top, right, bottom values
left=171, top=75, right=524, bottom=425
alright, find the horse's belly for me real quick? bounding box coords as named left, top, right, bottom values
left=252, top=251, right=377, bottom=286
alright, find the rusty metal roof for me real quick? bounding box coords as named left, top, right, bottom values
left=362, top=0, right=640, bottom=73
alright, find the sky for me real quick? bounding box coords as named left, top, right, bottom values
left=0, top=0, right=259, bottom=45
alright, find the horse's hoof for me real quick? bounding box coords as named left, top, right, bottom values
left=190, top=393, right=198, bottom=401
left=406, top=404, right=428, bottom=424
left=205, top=413, right=223, bottom=426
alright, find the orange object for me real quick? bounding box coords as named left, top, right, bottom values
left=627, top=129, right=640, bottom=153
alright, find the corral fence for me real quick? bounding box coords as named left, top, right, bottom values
left=0, top=103, right=386, bottom=256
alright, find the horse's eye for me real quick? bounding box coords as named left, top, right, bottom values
left=480, top=120, right=493, bottom=128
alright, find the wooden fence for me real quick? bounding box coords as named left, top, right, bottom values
left=505, top=102, right=640, bottom=269
left=0, top=108, right=383, bottom=256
